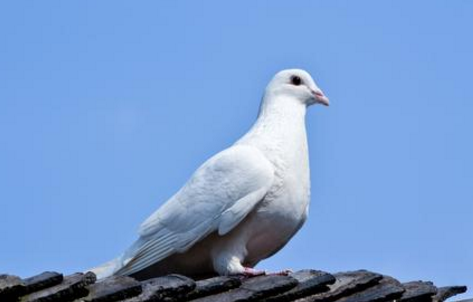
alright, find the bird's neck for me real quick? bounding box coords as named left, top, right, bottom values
left=236, top=96, right=308, bottom=154
left=258, top=94, right=307, bottom=121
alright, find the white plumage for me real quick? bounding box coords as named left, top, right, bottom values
left=90, top=69, right=329, bottom=280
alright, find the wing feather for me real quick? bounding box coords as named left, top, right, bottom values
left=115, top=145, right=274, bottom=276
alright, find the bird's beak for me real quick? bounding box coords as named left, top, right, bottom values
left=312, top=90, right=330, bottom=106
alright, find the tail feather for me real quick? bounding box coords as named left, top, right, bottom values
left=87, top=257, right=122, bottom=279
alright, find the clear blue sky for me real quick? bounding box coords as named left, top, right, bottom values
left=1, top=1, right=471, bottom=298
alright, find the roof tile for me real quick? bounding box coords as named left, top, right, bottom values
left=295, top=270, right=383, bottom=302
left=334, top=276, right=405, bottom=302
left=24, top=272, right=96, bottom=302
left=82, top=275, right=141, bottom=302
left=0, top=274, right=25, bottom=301
left=433, top=286, right=468, bottom=302
left=191, top=275, right=298, bottom=302
left=123, top=274, right=195, bottom=302
left=399, top=281, right=437, bottom=302
left=186, top=276, right=241, bottom=300
left=23, top=272, right=64, bottom=295
left=264, top=270, right=336, bottom=302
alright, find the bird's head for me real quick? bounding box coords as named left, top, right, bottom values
left=265, top=69, right=329, bottom=107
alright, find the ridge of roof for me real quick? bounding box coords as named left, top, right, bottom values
left=0, top=268, right=467, bottom=302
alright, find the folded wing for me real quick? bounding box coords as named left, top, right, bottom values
left=115, top=145, right=274, bottom=276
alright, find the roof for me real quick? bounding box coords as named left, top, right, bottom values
left=0, top=268, right=467, bottom=302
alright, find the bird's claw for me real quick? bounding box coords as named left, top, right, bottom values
left=240, top=267, right=293, bottom=278
left=269, top=268, right=293, bottom=276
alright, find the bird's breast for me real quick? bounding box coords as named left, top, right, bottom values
left=236, top=114, right=312, bottom=264
left=242, top=160, right=310, bottom=264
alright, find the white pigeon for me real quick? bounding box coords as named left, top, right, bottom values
left=90, top=69, right=329, bottom=280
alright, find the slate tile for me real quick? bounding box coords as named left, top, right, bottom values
left=433, top=286, right=468, bottom=302
left=24, top=272, right=96, bottom=302
left=188, top=287, right=254, bottom=302
left=399, top=281, right=437, bottom=302
left=264, top=270, right=336, bottom=302
left=122, top=274, right=195, bottom=302
left=0, top=274, right=26, bottom=301
left=295, top=270, right=383, bottom=302
left=334, top=276, right=405, bottom=302
left=190, top=275, right=298, bottom=302
left=81, top=275, right=142, bottom=302
left=241, top=275, right=299, bottom=295
left=23, top=272, right=64, bottom=294
left=185, top=276, right=241, bottom=300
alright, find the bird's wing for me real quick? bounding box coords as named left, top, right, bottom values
left=115, top=145, right=274, bottom=276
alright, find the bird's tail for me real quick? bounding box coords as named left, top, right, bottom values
left=87, top=256, right=123, bottom=279
left=87, top=239, right=143, bottom=279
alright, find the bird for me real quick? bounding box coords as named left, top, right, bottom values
left=90, top=69, right=329, bottom=280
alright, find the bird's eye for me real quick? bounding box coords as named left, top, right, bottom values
left=291, top=75, right=302, bottom=86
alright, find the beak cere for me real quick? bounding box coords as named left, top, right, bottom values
left=312, top=90, right=330, bottom=106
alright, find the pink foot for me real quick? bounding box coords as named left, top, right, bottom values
left=242, top=267, right=266, bottom=277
